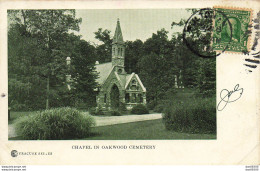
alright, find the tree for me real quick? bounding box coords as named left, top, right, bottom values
left=171, top=9, right=216, bottom=96
left=70, top=39, right=98, bottom=108
left=138, top=29, right=177, bottom=107
left=8, top=10, right=98, bottom=110
left=125, top=39, right=144, bottom=73
left=8, top=23, right=48, bottom=110
left=94, top=28, right=113, bottom=63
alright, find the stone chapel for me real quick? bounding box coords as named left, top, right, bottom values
left=95, top=19, right=147, bottom=110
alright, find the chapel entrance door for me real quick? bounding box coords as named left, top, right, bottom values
left=110, top=84, right=120, bottom=109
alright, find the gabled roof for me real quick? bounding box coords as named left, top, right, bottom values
left=125, top=73, right=146, bottom=92
left=114, top=71, right=125, bottom=88
left=125, top=73, right=135, bottom=89
left=95, top=63, right=146, bottom=92
left=135, top=74, right=146, bottom=92
left=118, top=73, right=131, bottom=87
left=95, top=62, right=112, bottom=85
left=113, top=19, right=124, bottom=44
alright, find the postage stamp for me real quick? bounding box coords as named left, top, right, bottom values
left=212, top=7, right=253, bottom=53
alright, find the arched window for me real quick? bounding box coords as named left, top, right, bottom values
left=118, top=48, right=120, bottom=56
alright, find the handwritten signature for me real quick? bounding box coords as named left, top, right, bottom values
left=217, top=84, right=244, bottom=111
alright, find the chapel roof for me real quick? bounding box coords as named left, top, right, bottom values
left=112, top=19, right=124, bottom=44
left=95, top=62, right=112, bottom=84
left=95, top=61, right=132, bottom=87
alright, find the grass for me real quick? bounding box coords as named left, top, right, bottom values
left=9, top=111, right=216, bottom=140
left=8, top=111, right=33, bottom=124
left=8, top=110, right=159, bottom=124
left=82, top=119, right=216, bottom=140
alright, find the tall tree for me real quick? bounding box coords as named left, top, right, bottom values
left=125, top=39, right=144, bottom=73
left=138, top=29, right=177, bottom=107
left=94, top=28, right=113, bottom=63
left=8, top=10, right=97, bottom=110
left=70, top=39, right=98, bottom=108
left=171, top=9, right=216, bottom=96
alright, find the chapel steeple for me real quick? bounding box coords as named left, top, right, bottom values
left=112, top=19, right=125, bottom=74
left=113, top=19, right=124, bottom=44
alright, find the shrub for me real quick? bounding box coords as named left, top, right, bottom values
left=15, top=107, right=96, bottom=140
left=153, top=103, right=165, bottom=113
left=131, top=104, right=149, bottom=115
left=89, top=107, right=104, bottom=116
left=163, top=97, right=216, bottom=134
left=119, top=102, right=127, bottom=112
left=89, top=107, right=96, bottom=115
left=146, top=100, right=156, bottom=110
left=109, top=110, right=122, bottom=116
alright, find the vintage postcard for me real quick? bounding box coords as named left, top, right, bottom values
left=0, top=0, right=259, bottom=165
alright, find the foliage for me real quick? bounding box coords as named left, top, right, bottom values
left=153, top=103, right=165, bottom=113
left=15, top=107, right=96, bottom=140
left=137, top=29, right=179, bottom=107
left=125, top=39, right=144, bottom=73
left=109, top=110, right=122, bottom=116
left=8, top=111, right=33, bottom=124
left=131, top=104, right=149, bottom=115
left=89, top=107, right=96, bottom=115
left=8, top=10, right=98, bottom=110
left=119, top=102, right=127, bottom=112
left=70, top=39, right=98, bottom=107
left=146, top=100, right=157, bottom=110
left=163, top=97, right=216, bottom=134
left=89, top=107, right=104, bottom=116
left=8, top=9, right=216, bottom=113
left=94, top=28, right=113, bottom=63
left=11, top=119, right=216, bottom=140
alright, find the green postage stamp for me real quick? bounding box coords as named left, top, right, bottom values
left=212, top=7, right=252, bottom=53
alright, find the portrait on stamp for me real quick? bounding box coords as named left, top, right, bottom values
left=212, top=7, right=252, bottom=53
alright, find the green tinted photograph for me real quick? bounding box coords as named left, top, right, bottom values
left=8, top=9, right=216, bottom=140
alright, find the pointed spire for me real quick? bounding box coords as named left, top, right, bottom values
left=113, top=18, right=124, bottom=44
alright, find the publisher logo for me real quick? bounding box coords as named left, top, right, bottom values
left=11, top=150, right=18, bottom=157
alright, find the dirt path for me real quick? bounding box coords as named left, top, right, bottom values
left=8, top=113, right=163, bottom=138
left=93, top=113, right=162, bottom=127
left=8, top=124, right=17, bottom=138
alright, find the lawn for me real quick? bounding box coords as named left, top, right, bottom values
left=82, top=119, right=216, bottom=140
left=9, top=111, right=216, bottom=140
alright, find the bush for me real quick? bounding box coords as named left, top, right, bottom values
left=153, top=103, right=165, bottom=113
left=131, top=104, right=149, bottom=115
left=146, top=100, right=156, bottom=110
left=15, top=107, right=96, bottom=140
left=119, top=102, right=127, bottom=112
left=89, top=107, right=96, bottom=115
left=163, top=97, right=216, bottom=134
left=89, top=107, right=104, bottom=116
left=109, top=110, right=122, bottom=116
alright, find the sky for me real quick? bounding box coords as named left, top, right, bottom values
left=75, top=9, right=191, bottom=44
